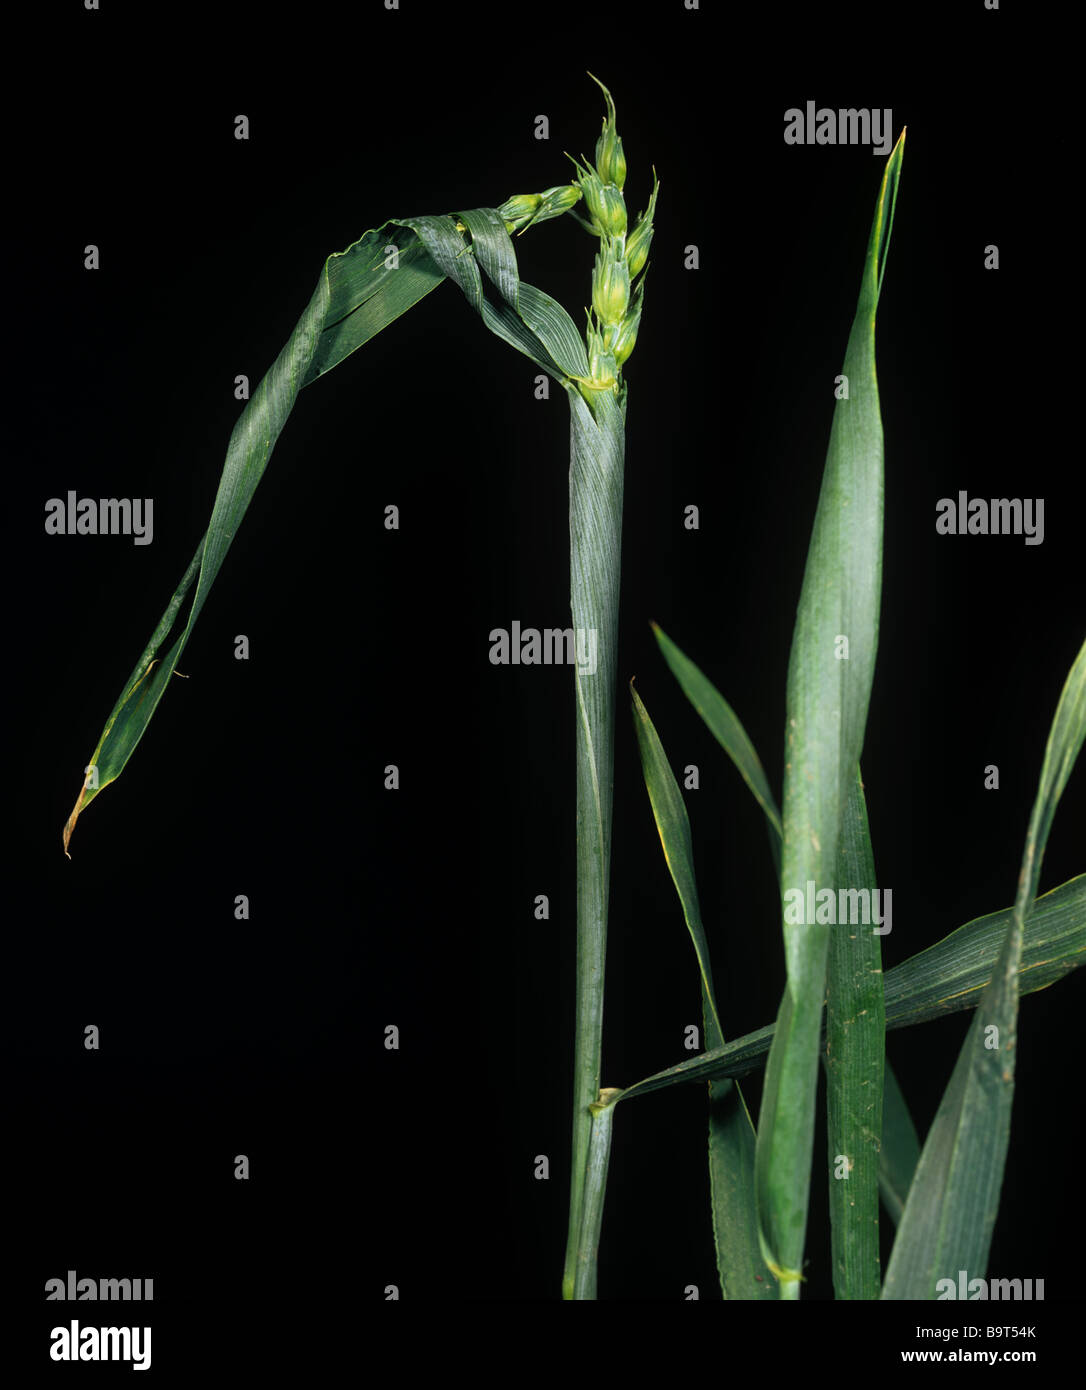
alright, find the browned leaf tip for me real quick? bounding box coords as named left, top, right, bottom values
left=62, top=771, right=93, bottom=859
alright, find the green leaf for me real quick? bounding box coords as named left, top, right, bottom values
left=630, top=681, right=775, bottom=1299
left=882, top=636, right=1086, bottom=1299
left=649, top=622, right=917, bottom=1243
left=64, top=255, right=336, bottom=854
left=393, top=211, right=589, bottom=384
left=651, top=622, right=781, bottom=875
left=878, top=1058, right=920, bottom=1227
left=304, top=224, right=446, bottom=385
left=824, top=765, right=885, bottom=1298
left=602, top=872, right=1085, bottom=1099
left=63, top=202, right=583, bottom=854
left=880, top=880, right=1085, bottom=1029
left=755, top=131, right=905, bottom=1296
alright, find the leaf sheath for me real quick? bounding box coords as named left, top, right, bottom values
left=562, top=388, right=625, bottom=1300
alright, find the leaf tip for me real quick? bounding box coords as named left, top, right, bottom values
left=62, top=796, right=81, bottom=858
left=62, top=766, right=98, bottom=857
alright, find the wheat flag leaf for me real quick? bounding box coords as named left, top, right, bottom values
left=596, top=871, right=1085, bottom=1101
left=630, top=681, right=776, bottom=1299
left=62, top=195, right=585, bottom=855
left=753, top=130, right=905, bottom=1297
left=882, top=635, right=1086, bottom=1299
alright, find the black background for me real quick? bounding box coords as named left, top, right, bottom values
left=9, top=0, right=1083, bottom=1373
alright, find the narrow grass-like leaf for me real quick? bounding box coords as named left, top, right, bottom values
left=878, top=1060, right=920, bottom=1226
left=880, top=879, right=1085, bottom=1027
left=651, top=622, right=781, bottom=875
left=630, top=681, right=775, bottom=1298
left=63, top=202, right=583, bottom=854
left=601, top=873, right=1084, bottom=1098
left=650, top=624, right=917, bottom=1227
left=303, top=224, right=446, bottom=385
left=883, top=636, right=1086, bottom=1299
left=755, top=130, right=904, bottom=1296
left=63, top=259, right=334, bottom=853
left=824, top=765, right=884, bottom=1298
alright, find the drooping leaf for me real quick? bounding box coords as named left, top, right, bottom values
left=63, top=202, right=584, bottom=855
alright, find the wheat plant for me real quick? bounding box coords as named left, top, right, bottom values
left=60, top=83, right=1084, bottom=1302
left=61, top=74, right=650, bottom=1302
